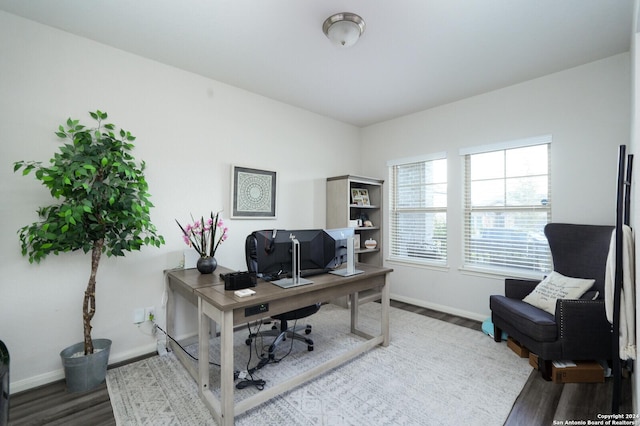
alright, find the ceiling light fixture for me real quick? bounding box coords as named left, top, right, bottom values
left=322, top=12, right=365, bottom=48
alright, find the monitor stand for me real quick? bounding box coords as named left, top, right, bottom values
left=272, top=237, right=313, bottom=287
left=330, top=235, right=364, bottom=277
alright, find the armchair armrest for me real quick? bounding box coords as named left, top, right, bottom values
left=505, top=278, right=540, bottom=300
left=556, top=299, right=612, bottom=360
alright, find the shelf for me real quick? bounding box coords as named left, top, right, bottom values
left=350, top=204, right=379, bottom=209
left=355, top=226, right=379, bottom=231
left=355, top=248, right=379, bottom=254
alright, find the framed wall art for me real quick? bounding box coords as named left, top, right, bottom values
left=231, top=165, right=277, bottom=219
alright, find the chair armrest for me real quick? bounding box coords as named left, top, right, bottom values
left=556, top=299, right=612, bottom=359
left=505, top=278, right=540, bottom=300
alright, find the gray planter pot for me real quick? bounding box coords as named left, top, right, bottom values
left=59, top=339, right=112, bottom=393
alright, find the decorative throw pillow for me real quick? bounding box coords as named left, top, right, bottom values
left=522, top=271, right=595, bottom=315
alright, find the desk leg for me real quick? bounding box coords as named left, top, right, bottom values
left=381, top=274, right=390, bottom=347
left=198, top=298, right=210, bottom=394
left=219, top=309, right=235, bottom=426
left=350, top=291, right=359, bottom=334
left=166, top=281, right=175, bottom=353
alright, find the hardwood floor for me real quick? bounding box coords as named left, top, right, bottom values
left=7, top=354, right=154, bottom=426
left=7, top=301, right=634, bottom=425
left=8, top=380, right=114, bottom=426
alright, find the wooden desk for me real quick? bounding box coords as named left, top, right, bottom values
left=166, top=264, right=392, bottom=425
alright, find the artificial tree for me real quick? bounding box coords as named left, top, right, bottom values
left=15, top=110, right=164, bottom=355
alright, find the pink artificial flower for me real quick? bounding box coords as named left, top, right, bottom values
left=176, top=211, right=228, bottom=258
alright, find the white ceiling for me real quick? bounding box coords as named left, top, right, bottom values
left=0, top=0, right=635, bottom=127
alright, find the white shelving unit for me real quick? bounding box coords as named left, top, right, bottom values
left=326, top=175, right=384, bottom=305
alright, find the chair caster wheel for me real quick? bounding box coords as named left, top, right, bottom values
left=245, top=338, right=252, bottom=345
left=308, top=345, right=314, bottom=351
left=305, top=326, right=312, bottom=335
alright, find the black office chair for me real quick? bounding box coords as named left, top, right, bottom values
left=245, top=233, right=319, bottom=359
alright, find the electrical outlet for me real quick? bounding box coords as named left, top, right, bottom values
left=145, top=306, right=155, bottom=322
left=133, top=308, right=145, bottom=324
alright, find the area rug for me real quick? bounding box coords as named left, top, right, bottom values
left=106, top=303, right=531, bottom=425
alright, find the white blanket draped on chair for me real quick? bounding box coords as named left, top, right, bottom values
left=605, top=225, right=637, bottom=360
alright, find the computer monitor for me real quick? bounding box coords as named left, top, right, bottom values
left=324, top=227, right=355, bottom=269
left=251, top=229, right=335, bottom=279
left=251, top=229, right=291, bottom=277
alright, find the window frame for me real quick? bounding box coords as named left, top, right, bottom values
left=460, top=135, right=552, bottom=277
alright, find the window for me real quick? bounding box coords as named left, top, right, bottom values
left=388, top=153, right=447, bottom=265
left=461, top=136, right=551, bottom=274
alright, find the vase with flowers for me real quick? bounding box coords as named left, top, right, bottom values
left=176, top=211, right=228, bottom=274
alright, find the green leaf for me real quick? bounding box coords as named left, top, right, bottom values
left=15, top=110, right=165, bottom=264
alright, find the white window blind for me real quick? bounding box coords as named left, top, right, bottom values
left=388, top=154, right=447, bottom=265
left=462, top=139, right=552, bottom=274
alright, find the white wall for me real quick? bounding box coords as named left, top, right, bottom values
left=361, top=53, right=631, bottom=320
left=0, top=12, right=361, bottom=392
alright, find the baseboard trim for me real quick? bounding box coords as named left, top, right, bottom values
left=390, top=293, right=487, bottom=322
left=11, top=370, right=65, bottom=394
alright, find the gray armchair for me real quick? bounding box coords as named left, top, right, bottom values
left=489, top=223, right=614, bottom=379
